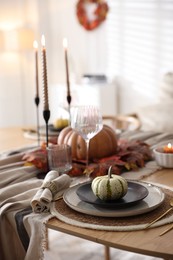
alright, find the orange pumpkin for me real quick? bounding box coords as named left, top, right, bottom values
left=57, top=124, right=117, bottom=160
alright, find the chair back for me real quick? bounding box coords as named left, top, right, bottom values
left=102, top=115, right=141, bottom=131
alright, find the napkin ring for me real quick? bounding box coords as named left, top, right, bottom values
left=41, top=181, right=58, bottom=196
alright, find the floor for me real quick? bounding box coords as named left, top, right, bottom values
left=44, top=229, right=163, bottom=260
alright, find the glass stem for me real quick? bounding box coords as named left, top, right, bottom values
left=86, top=139, right=90, bottom=167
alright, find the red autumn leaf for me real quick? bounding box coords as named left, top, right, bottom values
left=22, top=148, right=48, bottom=172
left=85, top=163, right=121, bottom=178
left=22, top=139, right=152, bottom=177
left=94, top=155, right=126, bottom=167
left=68, top=164, right=85, bottom=177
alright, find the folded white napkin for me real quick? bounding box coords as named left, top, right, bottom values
left=31, top=170, right=72, bottom=213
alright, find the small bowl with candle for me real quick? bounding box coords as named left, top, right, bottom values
left=153, top=143, right=173, bottom=168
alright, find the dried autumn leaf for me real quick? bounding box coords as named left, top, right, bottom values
left=86, top=163, right=121, bottom=178
left=22, top=139, right=152, bottom=177
left=22, top=148, right=48, bottom=172
left=95, top=155, right=126, bottom=166
left=68, top=164, right=85, bottom=177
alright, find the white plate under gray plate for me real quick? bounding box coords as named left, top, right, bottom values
left=63, top=181, right=165, bottom=217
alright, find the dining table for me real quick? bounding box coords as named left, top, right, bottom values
left=0, top=126, right=173, bottom=260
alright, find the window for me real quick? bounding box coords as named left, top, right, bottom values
left=106, top=0, right=173, bottom=99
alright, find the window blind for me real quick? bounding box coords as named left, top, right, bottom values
left=106, top=0, right=173, bottom=98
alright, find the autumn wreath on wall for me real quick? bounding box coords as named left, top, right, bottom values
left=76, top=0, right=109, bottom=31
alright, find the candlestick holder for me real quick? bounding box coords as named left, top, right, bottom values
left=34, top=96, right=40, bottom=146
left=67, top=94, right=72, bottom=122
left=43, top=109, right=50, bottom=147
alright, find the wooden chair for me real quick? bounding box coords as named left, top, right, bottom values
left=102, top=114, right=141, bottom=131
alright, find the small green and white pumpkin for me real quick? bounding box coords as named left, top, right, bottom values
left=91, top=166, right=128, bottom=201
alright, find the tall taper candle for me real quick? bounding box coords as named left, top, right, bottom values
left=41, top=35, right=49, bottom=111
left=41, top=35, right=50, bottom=148
left=33, top=40, right=39, bottom=98
left=63, top=38, right=71, bottom=106
left=33, top=40, right=40, bottom=146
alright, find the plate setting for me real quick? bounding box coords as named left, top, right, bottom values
left=76, top=181, right=149, bottom=208
left=63, top=181, right=165, bottom=217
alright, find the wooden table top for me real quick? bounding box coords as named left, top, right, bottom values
left=1, top=127, right=173, bottom=259
left=47, top=169, right=173, bottom=259
left=0, top=127, right=36, bottom=152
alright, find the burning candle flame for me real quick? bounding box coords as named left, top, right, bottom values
left=33, top=40, right=38, bottom=49
left=63, top=38, right=68, bottom=49
left=41, top=35, right=45, bottom=47
left=168, top=143, right=172, bottom=149
left=163, top=143, right=173, bottom=153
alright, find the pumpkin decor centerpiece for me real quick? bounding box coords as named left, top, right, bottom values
left=57, top=124, right=118, bottom=161
left=91, top=166, right=128, bottom=201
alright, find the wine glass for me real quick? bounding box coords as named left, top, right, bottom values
left=71, top=105, right=103, bottom=167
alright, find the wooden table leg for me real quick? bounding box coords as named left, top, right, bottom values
left=104, top=246, right=110, bottom=260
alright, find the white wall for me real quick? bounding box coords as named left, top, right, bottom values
left=0, top=0, right=113, bottom=128
left=49, top=80, right=117, bottom=124
left=0, top=0, right=171, bottom=129
left=0, top=0, right=39, bottom=127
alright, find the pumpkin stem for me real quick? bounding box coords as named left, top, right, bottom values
left=108, top=165, right=113, bottom=179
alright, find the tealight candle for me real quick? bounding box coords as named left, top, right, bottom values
left=163, top=143, right=173, bottom=153
left=154, top=144, right=173, bottom=168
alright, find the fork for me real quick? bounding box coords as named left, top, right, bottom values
left=159, top=223, right=173, bottom=236
left=144, top=198, right=173, bottom=229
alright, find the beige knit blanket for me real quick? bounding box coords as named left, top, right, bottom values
left=0, top=150, right=73, bottom=260
left=0, top=154, right=53, bottom=260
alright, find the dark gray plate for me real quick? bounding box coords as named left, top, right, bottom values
left=76, top=181, right=149, bottom=208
